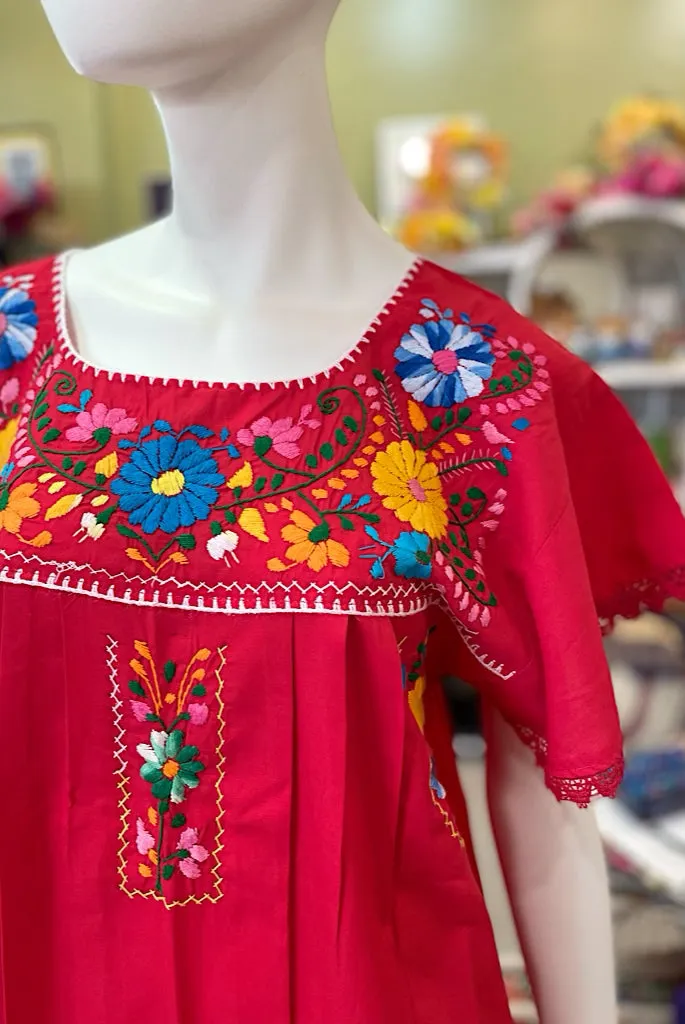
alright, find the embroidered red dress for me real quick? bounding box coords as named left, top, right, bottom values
left=0, top=254, right=684, bottom=1023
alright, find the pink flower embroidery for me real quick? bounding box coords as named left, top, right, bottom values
left=130, top=700, right=150, bottom=723
left=188, top=703, right=209, bottom=726
left=237, top=405, right=320, bottom=460
left=66, top=403, right=138, bottom=443
left=178, top=828, right=210, bottom=879
left=136, top=818, right=155, bottom=856
left=0, top=378, right=19, bottom=408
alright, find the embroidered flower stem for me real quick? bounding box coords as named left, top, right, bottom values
left=438, top=455, right=509, bottom=477
left=485, top=352, right=534, bottom=398
left=132, top=642, right=164, bottom=715
left=154, top=806, right=166, bottom=894
left=371, top=369, right=404, bottom=440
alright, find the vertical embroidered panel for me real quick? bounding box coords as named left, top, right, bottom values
left=401, top=631, right=463, bottom=845
left=108, top=635, right=226, bottom=907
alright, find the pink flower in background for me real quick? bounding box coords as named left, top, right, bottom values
left=237, top=405, right=320, bottom=460
left=178, top=827, right=210, bottom=879
left=66, top=403, right=137, bottom=443
left=136, top=818, right=155, bottom=856
left=130, top=700, right=150, bottom=723
left=0, top=378, right=19, bottom=408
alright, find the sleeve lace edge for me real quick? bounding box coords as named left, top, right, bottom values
left=515, top=726, right=625, bottom=807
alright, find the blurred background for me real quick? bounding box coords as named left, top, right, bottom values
left=7, top=0, right=685, bottom=1020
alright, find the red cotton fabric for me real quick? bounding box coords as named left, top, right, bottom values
left=0, top=254, right=683, bottom=1023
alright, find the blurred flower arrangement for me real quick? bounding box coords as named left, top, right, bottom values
left=396, top=118, right=508, bottom=253
left=512, top=96, right=685, bottom=237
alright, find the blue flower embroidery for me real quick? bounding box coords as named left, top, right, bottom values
left=112, top=435, right=225, bottom=534
left=0, top=287, right=38, bottom=369
left=391, top=530, right=432, bottom=579
left=430, top=759, right=447, bottom=801
left=395, top=311, right=495, bottom=408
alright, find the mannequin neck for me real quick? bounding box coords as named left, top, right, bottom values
left=153, top=13, right=390, bottom=304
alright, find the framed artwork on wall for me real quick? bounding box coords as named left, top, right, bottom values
left=0, top=128, right=56, bottom=216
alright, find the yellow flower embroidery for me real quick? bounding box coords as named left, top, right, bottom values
left=371, top=440, right=447, bottom=539
left=268, top=510, right=350, bottom=573
left=0, top=417, right=18, bottom=468
left=408, top=676, right=427, bottom=733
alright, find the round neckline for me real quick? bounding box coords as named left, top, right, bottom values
left=51, top=250, right=425, bottom=392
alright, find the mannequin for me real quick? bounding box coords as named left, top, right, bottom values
left=40, top=1, right=618, bottom=1020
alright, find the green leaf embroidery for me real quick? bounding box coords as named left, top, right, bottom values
left=128, top=680, right=145, bottom=697
left=163, top=661, right=176, bottom=683
left=192, top=683, right=207, bottom=697
left=431, top=415, right=442, bottom=431
left=34, top=402, right=48, bottom=418
left=343, top=415, right=359, bottom=433
left=339, top=516, right=355, bottom=531
left=94, top=473, right=106, bottom=486
left=210, top=520, right=222, bottom=536
left=73, top=461, right=87, bottom=476
left=171, top=813, right=187, bottom=828
left=43, top=428, right=61, bottom=443
left=334, top=429, right=349, bottom=446
left=62, top=456, right=73, bottom=471
left=445, top=409, right=455, bottom=426
left=309, top=522, right=330, bottom=543
left=319, top=443, right=334, bottom=461
left=176, top=534, right=196, bottom=550
left=96, top=505, right=116, bottom=526
left=37, top=416, right=51, bottom=431
left=458, top=407, right=472, bottom=424
left=253, top=436, right=272, bottom=457
left=117, top=524, right=140, bottom=540
left=305, top=454, right=318, bottom=469
left=271, top=473, right=284, bottom=488
left=163, top=865, right=175, bottom=881
left=254, top=476, right=267, bottom=493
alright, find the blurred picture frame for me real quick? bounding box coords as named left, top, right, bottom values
left=0, top=127, right=56, bottom=204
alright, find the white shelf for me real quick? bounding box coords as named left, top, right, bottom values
left=596, top=359, right=685, bottom=390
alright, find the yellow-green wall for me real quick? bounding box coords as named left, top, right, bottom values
left=5, top=0, right=685, bottom=240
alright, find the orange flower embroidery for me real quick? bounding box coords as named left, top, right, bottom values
left=267, top=510, right=350, bottom=573
left=0, top=481, right=51, bottom=547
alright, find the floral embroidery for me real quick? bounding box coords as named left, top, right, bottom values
left=111, top=636, right=226, bottom=906
left=0, top=417, right=18, bottom=471
left=394, top=300, right=496, bottom=407
left=137, top=727, right=205, bottom=804
left=113, top=429, right=225, bottom=534
left=401, top=631, right=462, bottom=843
left=64, top=401, right=138, bottom=443
left=371, top=440, right=447, bottom=539
left=237, top=404, right=321, bottom=460
left=0, top=297, right=549, bottom=635
left=269, top=509, right=350, bottom=573
left=0, top=286, right=38, bottom=369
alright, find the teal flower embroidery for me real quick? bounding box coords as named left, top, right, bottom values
left=137, top=729, right=205, bottom=804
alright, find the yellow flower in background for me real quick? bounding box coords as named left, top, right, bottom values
left=0, top=417, right=18, bottom=469
left=371, top=440, right=447, bottom=539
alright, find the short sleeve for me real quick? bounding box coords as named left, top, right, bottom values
left=431, top=326, right=685, bottom=806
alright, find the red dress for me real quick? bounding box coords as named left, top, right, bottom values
left=0, top=254, right=683, bottom=1023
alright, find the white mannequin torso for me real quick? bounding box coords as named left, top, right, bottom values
left=41, top=1, right=618, bottom=1020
